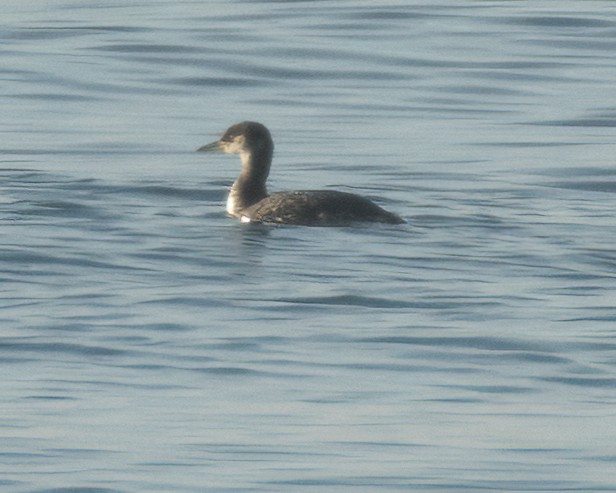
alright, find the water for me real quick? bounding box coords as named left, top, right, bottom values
left=2, top=1, right=616, bottom=491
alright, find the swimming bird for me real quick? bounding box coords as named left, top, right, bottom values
left=197, top=121, right=404, bottom=226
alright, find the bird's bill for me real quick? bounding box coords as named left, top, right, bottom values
left=196, top=140, right=221, bottom=153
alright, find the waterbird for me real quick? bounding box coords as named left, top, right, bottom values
left=198, top=121, right=404, bottom=226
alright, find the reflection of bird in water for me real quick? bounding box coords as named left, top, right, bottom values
left=198, top=121, right=404, bottom=226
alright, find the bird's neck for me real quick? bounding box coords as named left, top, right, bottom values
left=226, top=149, right=270, bottom=216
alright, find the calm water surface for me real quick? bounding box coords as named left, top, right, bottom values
left=2, top=1, right=616, bottom=492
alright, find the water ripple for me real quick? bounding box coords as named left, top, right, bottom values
left=3, top=2, right=616, bottom=492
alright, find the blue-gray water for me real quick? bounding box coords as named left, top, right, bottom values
left=2, top=1, right=616, bottom=492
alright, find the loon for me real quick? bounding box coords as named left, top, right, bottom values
left=197, top=121, right=404, bottom=226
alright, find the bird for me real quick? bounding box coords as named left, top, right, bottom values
left=197, top=121, right=404, bottom=226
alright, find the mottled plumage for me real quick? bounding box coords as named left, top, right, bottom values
left=243, top=190, right=403, bottom=226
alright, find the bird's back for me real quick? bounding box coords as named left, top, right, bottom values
left=241, top=190, right=404, bottom=226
